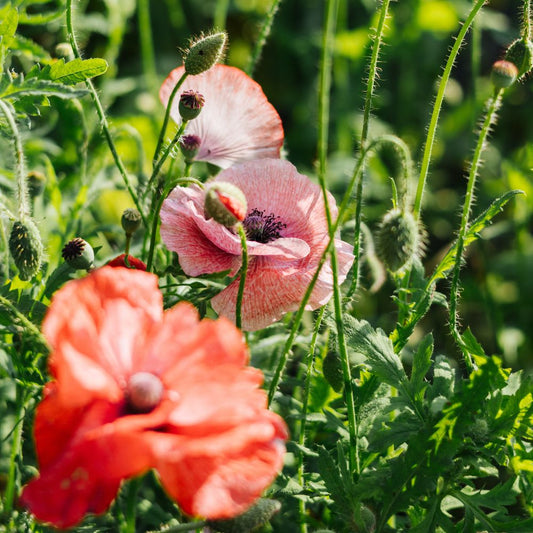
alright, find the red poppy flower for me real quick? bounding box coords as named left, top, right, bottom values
left=107, top=253, right=147, bottom=271
left=20, top=267, right=287, bottom=529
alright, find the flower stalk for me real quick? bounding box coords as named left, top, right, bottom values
left=235, top=223, right=249, bottom=330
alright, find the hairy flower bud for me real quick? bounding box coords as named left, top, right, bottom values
left=204, top=182, right=247, bottom=227
left=121, top=208, right=142, bottom=236
left=208, top=499, right=281, bottom=533
left=184, top=32, right=227, bottom=75
left=179, top=90, right=205, bottom=121
left=9, top=220, right=43, bottom=281
left=504, top=38, right=533, bottom=80
left=376, top=209, right=420, bottom=272
left=62, top=237, right=95, bottom=271
left=491, top=60, right=518, bottom=89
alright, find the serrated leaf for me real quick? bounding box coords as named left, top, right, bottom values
left=49, top=58, right=108, bottom=85
left=410, top=333, right=433, bottom=395
left=9, top=34, right=50, bottom=62
left=0, top=4, right=18, bottom=43
left=0, top=78, right=88, bottom=100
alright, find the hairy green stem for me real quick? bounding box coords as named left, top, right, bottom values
left=235, top=224, right=249, bottom=330
left=523, top=0, right=532, bottom=40
left=449, top=89, right=502, bottom=370
left=413, top=0, right=486, bottom=221
left=246, top=0, right=283, bottom=77
left=137, top=0, right=157, bottom=92
left=65, top=0, right=147, bottom=227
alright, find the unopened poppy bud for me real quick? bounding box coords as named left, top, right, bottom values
left=27, top=171, right=46, bottom=198
left=322, top=351, right=344, bottom=393
left=491, top=60, right=518, bottom=89
left=55, top=42, right=74, bottom=59
left=179, top=90, right=205, bottom=121
left=205, top=182, right=248, bottom=227
left=504, top=38, right=533, bottom=80
left=121, top=208, right=142, bottom=236
left=208, top=498, right=281, bottom=533
left=179, top=134, right=201, bottom=163
left=62, top=237, right=95, bottom=271
left=9, top=220, right=43, bottom=281
left=376, top=208, right=420, bottom=272
left=184, top=32, right=227, bottom=75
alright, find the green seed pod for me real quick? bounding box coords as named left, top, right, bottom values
left=179, top=134, right=202, bottom=163
left=178, top=90, right=205, bottom=121
left=204, top=182, right=248, bottom=227
left=376, top=208, right=419, bottom=272
left=490, top=60, right=518, bottom=89
left=27, top=170, right=46, bottom=198
left=184, top=32, right=227, bottom=75
left=504, top=38, right=533, bottom=80
left=208, top=499, right=281, bottom=533
left=322, top=351, right=344, bottom=393
left=9, top=220, right=43, bottom=281
left=61, top=238, right=95, bottom=271
left=121, top=208, right=142, bottom=236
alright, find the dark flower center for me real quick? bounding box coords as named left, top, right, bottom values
left=125, top=372, right=164, bottom=414
left=243, top=208, right=286, bottom=243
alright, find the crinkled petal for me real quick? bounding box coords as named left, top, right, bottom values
left=160, top=65, right=283, bottom=169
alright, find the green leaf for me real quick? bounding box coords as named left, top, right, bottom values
left=48, top=58, right=108, bottom=85
left=0, top=78, right=88, bottom=101
left=410, top=333, right=433, bottom=399
left=0, top=3, right=18, bottom=64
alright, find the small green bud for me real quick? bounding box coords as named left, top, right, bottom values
left=9, top=220, right=43, bottom=281
left=491, top=60, right=518, bottom=89
left=62, top=238, right=95, bottom=271
left=178, top=90, right=205, bottom=121
left=466, top=417, right=490, bottom=443
left=504, top=38, right=533, bottom=80
left=208, top=499, right=281, bottom=533
left=376, top=209, right=420, bottom=272
left=179, top=134, right=201, bottom=163
left=322, top=351, right=344, bottom=392
left=184, top=32, right=227, bottom=75
left=121, top=208, right=142, bottom=236
left=27, top=170, right=46, bottom=198
left=55, top=42, right=74, bottom=59
left=204, top=182, right=247, bottom=227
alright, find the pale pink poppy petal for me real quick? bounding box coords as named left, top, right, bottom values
left=159, top=65, right=284, bottom=169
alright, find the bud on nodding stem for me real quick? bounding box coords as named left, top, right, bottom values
left=184, top=32, right=227, bottom=75
left=9, top=220, right=43, bottom=281
left=504, top=38, right=533, bottom=80
left=179, top=90, right=205, bottom=121
left=179, top=134, right=201, bottom=163
left=204, top=182, right=248, bottom=227
left=27, top=171, right=46, bottom=199
left=491, top=60, right=518, bottom=89
left=121, top=208, right=142, bottom=236
left=62, top=238, right=95, bottom=271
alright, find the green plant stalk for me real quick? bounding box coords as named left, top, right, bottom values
left=449, top=89, right=502, bottom=371
left=412, top=0, right=486, bottom=221
left=0, top=99, right=29, bottom=220
left=523, top=0, right=532, bottom=40
left=65, top=0, right=147, bottom=227
left=122, top=477, right=142, bottom=533
left=137, top=0, right=158, bottom=92
left=153, top=72, right=188, bottom=166
left=348, top=0, right=391, bottom=300
left=235, top=224, right=249, bottom=330
left=214, top=0, right=231, bottom=29
left=246, top=0, right=283, bottom=77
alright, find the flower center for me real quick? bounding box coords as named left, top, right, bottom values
left=243, top=208, right=286, bottom=243
left=125, top=372, right=164, bottom=413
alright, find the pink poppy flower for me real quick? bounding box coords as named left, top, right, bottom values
left=20, top=267, right=287, bottom=529
left=159, top=159, right=354, bottom=331
left=159, top=64, right=284, bottom=169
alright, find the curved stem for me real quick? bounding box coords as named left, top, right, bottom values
left=449, top=89, right=502, bottom=370
left=65, top=0, right=147, bottom=227
left=413, top=0, right=486, bottom=221
left=137, top=0, right=157, bottom=92
left=235, top=224, right=249, bottom=330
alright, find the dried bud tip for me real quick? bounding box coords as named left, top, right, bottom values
left=121, top=208, right=142, bottom=236
left=179, top=134, right=202, bottom=163
left=62, top=238, right=95, bottom=271
left=179, top=90, right=205, bottom=121
left=491, top=60, right=518, bottom=89
left=184, top=32, right=227, bottom=75
left=205, top=182, right=248, bottom=227
left=9, top=220, right=43, bottom=281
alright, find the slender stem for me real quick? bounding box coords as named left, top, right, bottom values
left=123, top=477, right=142, bottom=533
left=214, top=0, right=231, bottom=29
left=246, top=0, right=283, bottom=77
left=153, top=72, right=188, bottom=166
left=412, top=0, right=486, bottom=221
left=137, top=0, right=158, bottom=92
left=65, top=0, right=147, bottom=227
left=145, top=187, right=169, bottom=273
left=523, top=0, right=531, bottom=40
left=449, top=89, right=502, bottom=371
left=235, top=224, right=249, bottom=330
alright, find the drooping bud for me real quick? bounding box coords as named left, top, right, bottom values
left=208, top=499, right=281, bottom=533
left=107, top=254, right=147, bottom=271
left=54, top=42, right=74, bottom=60
left=126, top=372, right=164, bottom=413
left=184, top=32, right=227, bottom=75
left=504, top=38, right=533, bottom=80
left=9, top=220, right=43, bottom=281
left=490, top=60, right=518, bottom=89
left=178, top=90, right=205, bottom=121
left=61, top=237, right=95, bottom=271
left=322, top=351, right=344, bottom=393
left=27, top=171, right=46, bottom=198
left=204, top=182, right=247, bottom=227
left=376, top=209, right=420, bottom=272
left=179, top=134, right=201, bottom=163
left=121, top=208, right=142, bottom=236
